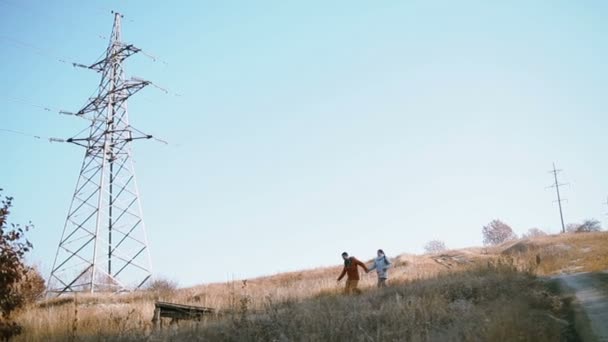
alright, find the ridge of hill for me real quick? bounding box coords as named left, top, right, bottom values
left=15, top=231, right=608, bottom=341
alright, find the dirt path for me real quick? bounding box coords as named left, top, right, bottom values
left=555, top=272, right=608, bottom=341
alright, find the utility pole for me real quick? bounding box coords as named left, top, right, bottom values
left=48, top=12, right=154, bottom=296
left=547, top=163, right=567, bottom=233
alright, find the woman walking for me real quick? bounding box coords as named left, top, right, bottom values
left=368, top=249, right=391, bottom=288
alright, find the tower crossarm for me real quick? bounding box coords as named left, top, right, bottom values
left=76, top=43, right=142, bottom=72
left=75, top=78, right=150, bottom=117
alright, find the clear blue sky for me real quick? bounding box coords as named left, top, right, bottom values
left=2, top=0, right=608, bottom=286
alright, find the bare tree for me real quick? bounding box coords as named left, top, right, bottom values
left=568, top=219, right=602, bottom=233
left=522, top=228, right=547, bottom=239
left=482, top=220, right=517, bottom=245
left=424, top=240, right=447, bottom=254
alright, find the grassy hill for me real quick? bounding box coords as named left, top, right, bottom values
left=15, top=231, right=608, bottom=341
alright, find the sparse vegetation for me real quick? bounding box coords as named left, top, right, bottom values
left=502, top=231, right=608, bottom=275
left=567, top=219, right=602, bottom=233
left=482, top=219, right=517, bottom=245
left=16, top=267, right=46, bottom=306
left=0, top=189, right=38, bottom=341
left=145, top=277, right=178, bottom=299
left=13, top=231, right=608, bottom=341
left=424, top=240, right=447, bottom=254
left=522, top=227, right=547, bottom=239
left=15, top=264, right=572, bottom=341
left=183, top=265, right=566, bottom=342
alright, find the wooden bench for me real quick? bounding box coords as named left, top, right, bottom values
left=152, top=301, right=216, bottom=329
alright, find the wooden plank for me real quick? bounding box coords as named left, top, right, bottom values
left=155, top=301, right=215, bottom=314
left=152, top=301, right=217, bottom=326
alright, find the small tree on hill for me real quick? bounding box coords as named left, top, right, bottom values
left=522, top=228, right=547, bottom=239
left=0, top=189, right=37, bottom=340
left=568, top=219, right=602, bottom=233
left=424, top=240, right=447, bottom=254
left=482, top=219, right=517, bottom=245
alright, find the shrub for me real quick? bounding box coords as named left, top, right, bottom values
left=567, top=219, right=602, bottom=233
left=0, top=189, right=35, bottom=340
left=424, top=240, right=447, bottom=254
left=482, top=220, right=517, bottom=245
left=145, top=277, right=178, bottom=298
left=522, top=228, right=547, bottom=239
left=18, top=267, right=46, bottom=305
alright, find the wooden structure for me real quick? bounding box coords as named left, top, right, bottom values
left=152, top=301, right=216, bottom=329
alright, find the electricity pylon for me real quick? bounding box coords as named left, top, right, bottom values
left=48, top=12, right=153, bottom=295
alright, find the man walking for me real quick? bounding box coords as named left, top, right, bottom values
left=368, top=249, right=392, bottom=288
left=337, top=252, right=368, bottom=294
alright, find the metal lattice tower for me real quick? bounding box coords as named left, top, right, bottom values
left=49, top=12, right=153, bottom=295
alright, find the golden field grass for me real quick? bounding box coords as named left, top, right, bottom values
left=12, top=231, right=608, bottom=341
left=500, top=231, right=608, bottom=275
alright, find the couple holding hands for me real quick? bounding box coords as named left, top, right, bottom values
left=337, top=249, right=391, bottom=294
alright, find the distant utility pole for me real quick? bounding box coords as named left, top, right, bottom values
left=547, top=162, right=567, bottom=233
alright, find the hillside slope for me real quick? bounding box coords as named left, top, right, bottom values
left=15, top=231, right=608, bottom=341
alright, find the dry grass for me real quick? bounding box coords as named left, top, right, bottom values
left=19, top=264, right=571, bottom=342
left=500, top=231, right=608, bottom=275
left=15, top=254, right=443, bottom=341
left=179, top=265, right=568, bottom=342
left=14, top=232, right=608, bottom=341
left=14, top=293, right=156, bottom=341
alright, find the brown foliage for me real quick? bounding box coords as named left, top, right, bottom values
left=0, top=189, right=35, bottom=340
left=17, top=267, right=45, bottom=306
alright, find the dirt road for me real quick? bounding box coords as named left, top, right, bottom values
left=556, top=272, right=608, bottom=341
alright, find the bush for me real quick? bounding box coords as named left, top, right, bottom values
left=567, top=219, right=602, bottom=233
left=522, top=228, right=547, bottom=239
left=0, top=189, right=35, bottom=340
left=145, top=278, right=178, bottom=298
left=424, top=240, right=447, bottom=254
left=482, top=220, right=517, bottom=245
left=18, top=267, right=46, bottom=305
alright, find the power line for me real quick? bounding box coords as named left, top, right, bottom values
left=0, top=92, right=171, bottom=144
left=0, top=95, right=169, bottom=145
left=1, top=6, right=178, bottom=94
left=1, top=32, right=169, bottom=70
left=0, top=34, right=77, bottom=65
left=1, top=95, right=59, bottom=112
left=0, top=128, right=65, bottom=143
left=2, top=7, right=173, bottom=149
left=0, top=95, right=93, bottom=121
left=130, top=126, right=168, bottom=145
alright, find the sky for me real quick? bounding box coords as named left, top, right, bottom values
left=1, top=0, right=608, bottom=287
